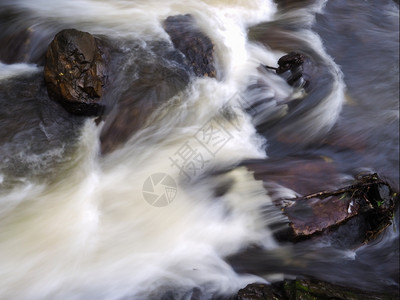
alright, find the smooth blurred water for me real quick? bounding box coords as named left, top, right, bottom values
left=0, top=0, right=398, bottom=299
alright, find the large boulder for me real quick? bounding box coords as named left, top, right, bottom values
left=99, top=55, right=190, bottom=154
left=0, top=71, right=85, bottom=188
left=163, top=14, right=217, bottom=78
left=44, top=29, right=106, bottom=116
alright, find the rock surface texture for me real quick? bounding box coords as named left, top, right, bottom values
left=281, top=173, right=397, bottom=244
left=44, top=29, right=106, bottom=116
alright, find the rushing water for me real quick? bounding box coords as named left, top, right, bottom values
left=0, top=0, right=399, bottom=299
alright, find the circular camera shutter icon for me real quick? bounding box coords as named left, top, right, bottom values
left=142, top=173, right=177, bottom=207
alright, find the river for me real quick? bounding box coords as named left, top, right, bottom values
left=0, top=0, right=399, bottom=299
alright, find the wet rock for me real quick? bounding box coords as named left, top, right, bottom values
left=276, top=52, right=305, bottom=74
left=245, top=156, right=340, bottom=197
left=0, top=72, right=84, bottom=188
left=100, top=60, right=190, bottom=154
left=277, top=52, right=306, bottom=87
left=282, top=173, right=398, bottom=243
left=236, top=283, right=284, bottom=300
left=163, top=14, right=217, bottom=78
left=0, top=9, right=32, bottom=64
left=236, top=279, right=399, bottom=300
left=245, top=156, right=397, bottom=246
left=0, top=28, right=32, bottom=64
left=264, top=52, right=308, bottom=88
left=44, top=29, right=107, bottom=116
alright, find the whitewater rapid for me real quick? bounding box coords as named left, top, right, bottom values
left=0, top=0, right=352, bottom=299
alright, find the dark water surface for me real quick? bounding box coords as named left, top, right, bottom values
left=230, top=0, right=399, bottom=294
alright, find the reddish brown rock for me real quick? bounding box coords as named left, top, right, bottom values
left=44, top=29, right=106, bottom=116
left=284, top=195, right=360, bottom=237
left=245, top=156, right=397, bottom=245
left=282, top=174, right=397, bottom=243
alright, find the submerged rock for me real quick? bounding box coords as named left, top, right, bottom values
left=0, top=72, right=84, bottom=188
left=163, top=14, right=217, bottom=78
left=246, top=156, right=340, bottom=197
left=99, top=54, right=190, bottom=154
left=44, top=29, right=107, bottom=116
left=0, top=9, right=34, bottom=64
left=0, top=28, right=32, bottom=64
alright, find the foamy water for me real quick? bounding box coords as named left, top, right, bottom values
left=0, top=62, right=39, bottom=80
left=1, top=0, right=396, bottom=299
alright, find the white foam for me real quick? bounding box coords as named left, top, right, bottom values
left=0, top=1, right=280, bottom=299
left=0, top=62, right=40, bottom=80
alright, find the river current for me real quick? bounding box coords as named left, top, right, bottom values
left=0, top=0, right=399, bottom=299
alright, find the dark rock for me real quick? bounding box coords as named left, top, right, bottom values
left=0, top=72, right=84, bottom=188
left=276, top=52, right=305, bottom=74
left=0, top=9, right=33, bottom=64
left=163, top=14, right=217, bottom=78
left=264, top=51, right=308, bottom=88
left=282, top=173, right=398, bottom=243
left=100, top=60, right=190, bottom=154
left=236, top=279, right=399, bottom=300
left=236, top=283, right=284, bottom=300
left=0, top=28, right=32, bottom=64
left=44, top=29, right=106, bottom=116
left=245, top=156, right=398, bottom=246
